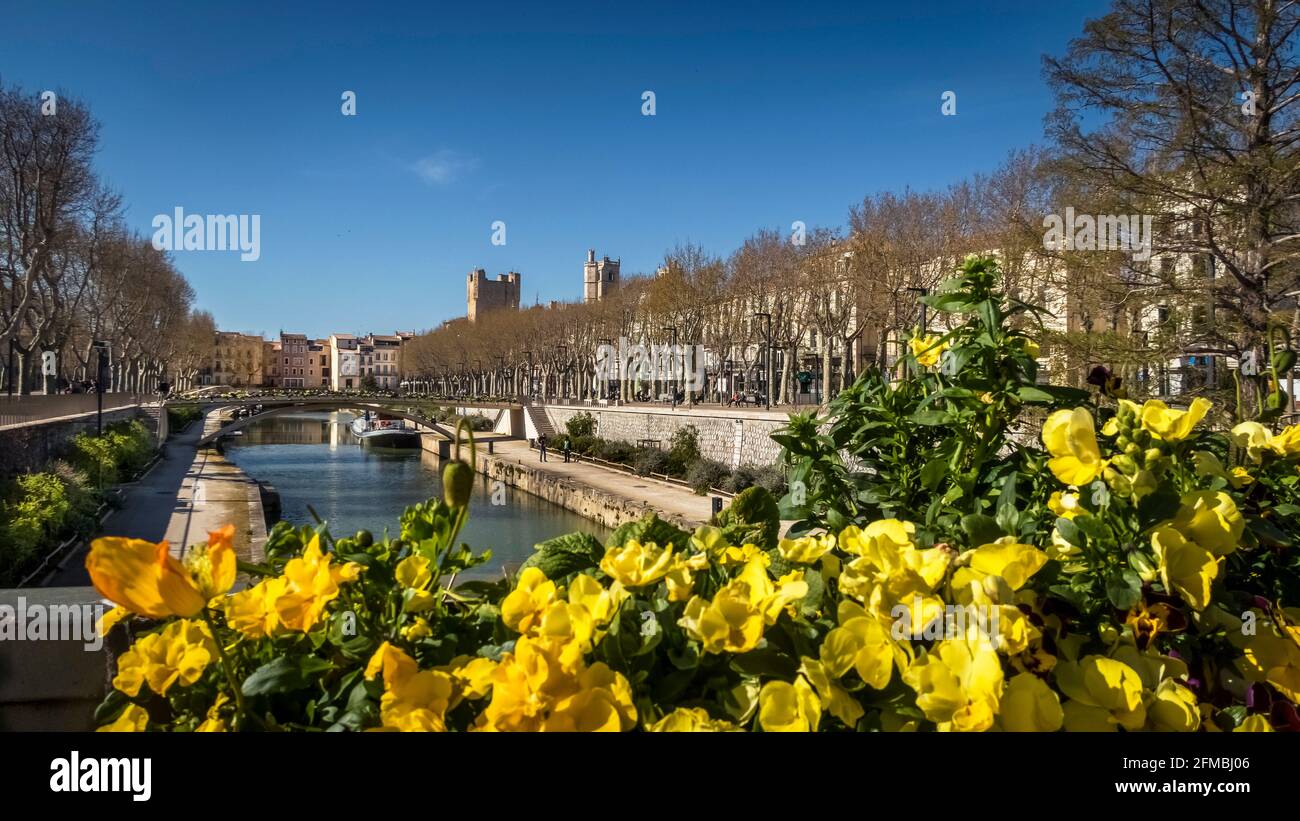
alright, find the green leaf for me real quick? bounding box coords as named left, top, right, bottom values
left=1054, top=517, right=1083, bottom=547
left=1136, top=485, right=1181, bottom=529
left=607, top=512, right=691, bottom=551
left=961, top=513, right=1004, bottom=546
left=716, top=487, right=781, bottom=550
left=1105, top=570, right=1142, bottom=610
left=242, top=656, right=332, bottom=697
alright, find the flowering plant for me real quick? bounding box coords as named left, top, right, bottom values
left=91, top=256, right=1299, bottom=732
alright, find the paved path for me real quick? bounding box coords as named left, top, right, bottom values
left=476, top=438, right=721, bottom=528
left=46, top=410, right=261, bottom=586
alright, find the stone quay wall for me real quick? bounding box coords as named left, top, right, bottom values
left=540, top=404, right=788, bottom=469
left=0, top=406, right=153, bottom=477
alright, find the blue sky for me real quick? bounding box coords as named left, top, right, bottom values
left=1, top=0, right=1109, bottom=338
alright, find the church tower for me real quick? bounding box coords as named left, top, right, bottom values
left=583, top=249, right=620, bottom=303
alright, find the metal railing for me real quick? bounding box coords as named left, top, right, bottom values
left=0, top=393, right=154, bottom=428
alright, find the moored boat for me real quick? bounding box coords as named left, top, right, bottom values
left=350, top=412, right=421, bottom=448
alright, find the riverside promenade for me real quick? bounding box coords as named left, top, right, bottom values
left=45, top=409, right=265, bottom=586
left=468, top=438, right=722, bottom=530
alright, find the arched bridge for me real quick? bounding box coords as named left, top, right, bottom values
left=174, top=398, right=464, bottom=446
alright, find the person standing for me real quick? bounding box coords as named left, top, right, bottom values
left=538, top=433, right=548, bottom=462
left=562, top=437, right=572, bottom=463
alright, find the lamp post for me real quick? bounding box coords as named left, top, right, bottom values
left=753, top=312, right=772, bottom=410
left=661, top=326, right=677, bottom=408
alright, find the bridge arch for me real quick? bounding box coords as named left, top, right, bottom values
left=194, top=401, right=456, bottom=446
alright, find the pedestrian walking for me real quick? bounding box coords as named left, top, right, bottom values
left=538, top=433, right=548, bottom=462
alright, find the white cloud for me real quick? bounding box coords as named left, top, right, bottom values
left=411, top=149, right=479, bottom=185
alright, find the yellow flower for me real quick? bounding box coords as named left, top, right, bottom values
left=837, top=520, right=949, bottom=622
left=223, top=535, right=360, bottom=637
left=196, top=693, right=230, bottom=732
left=901, top=634, right=1003, bottom=732
left=544, top=662, right=637, bottom=732
left=952, top=540, right=1048, bottom=592
left=395, top=555, right=433, bottom=589
left=1192, top=450, right=1253, bottom=489
left=1021, top=338, right=1041, bottom=359
left=1171, top=490, right=1243, bottom=556
left=719, top=542, right=769, bottom=567
left=365, top=643, right=455, bottom=732
left=1042, top=408, right=1105, bottom=486
left=1138, top=398, right=1211, bottom=442
left=97, top=704, right=149, bottom=732
left=758, top=676, right=821, bottom=732
left=1150, top=526, right=1219, bottom=611
left=599, top=539, right=675, bottom=587
left=224, top=579, right=280, bottom=639
left=501, top=567, right=557, bottom=634
left=567, top=573, right=628, bottom=627
left=477, top=636, right=635, bottom=732
left=1271, top=424, right=1300, bottom=458
left=821, top=599, right=910, bottom=689
left=86, top=528, right=235, bottom=618
left=1232, top=421, right=1275, bottom=462
left=647, top=707, right=739, bottom=732
left=97, top=605, right=130, bottom=637
left=1048, top=491, right=1082, bottom=520
left=1000, top=672, right=1062, bottom=732
left=1234, top=715, right=1276, bottom=732
left=1231, top=607, right=1300, bottom=703
left=678, top=559, right=806, bottom=654
left=112, top=619, right=215, bottom=697
left=1148, top=678, right=1200, bottom=732
left=778, top=534, right=836, bottom=564
left=402, top=617, right=432, bottom=641
left=271, top=535, right=361, bottom=631
left=799, top=657, right=864, bottom=727
left=909, top=334, right=947, bottom=368
left=1056, top=655, right=1146, bottom=731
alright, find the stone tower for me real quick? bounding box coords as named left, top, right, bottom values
left=583, top=249, right=620, bottom=303
left=466, top=268, right=521, bottom=322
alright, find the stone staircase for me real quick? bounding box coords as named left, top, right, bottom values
left=523, top=403, right=558, bottom=441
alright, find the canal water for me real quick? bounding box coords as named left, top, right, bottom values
left=222, top=412, right=608, bottom=578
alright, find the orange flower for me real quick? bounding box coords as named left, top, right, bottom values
left=86, top=526, right=238, bottom=619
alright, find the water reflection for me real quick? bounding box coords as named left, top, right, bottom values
left=223, top=411, right=608, bottom=579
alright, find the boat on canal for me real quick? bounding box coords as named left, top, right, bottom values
left=349, top=411, right=421, bottom=448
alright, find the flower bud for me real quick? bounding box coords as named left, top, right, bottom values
left=442, top=460, right=474, bottom=508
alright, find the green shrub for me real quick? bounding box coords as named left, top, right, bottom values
left=633, top=447, right=672, bottom=476
left=667, top=425, right=701, bottom=475
left=565, top=411, right=597, bottom=439
left=597, top=439, right=634, bottom=463
left=0, top=468, right=99, bottom=584
left=686, top=458, right=730, bottom=494
left=68, top=419, right=154, bottom=486
left=722, top=465, right=757, bottom=494
left=167, top=405, right=202, bottom=432
left=569, top=434, right=599, bottom=455
left=752, top=464, right=788, bottom=497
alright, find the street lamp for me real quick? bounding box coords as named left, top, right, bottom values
left=661, top=326, right=677, bottom=408
left=753, top=313, right=772, bottom=410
